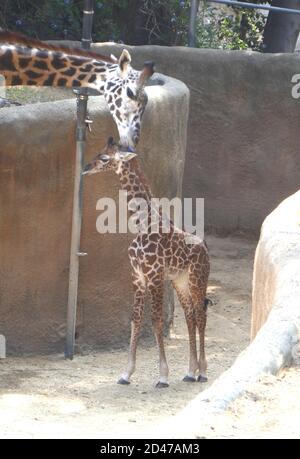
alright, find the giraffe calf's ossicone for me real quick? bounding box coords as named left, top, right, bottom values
left=84, top=138, right=210, bottom=388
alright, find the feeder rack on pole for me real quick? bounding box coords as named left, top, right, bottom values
left=65, top=0, right=95, bottom=360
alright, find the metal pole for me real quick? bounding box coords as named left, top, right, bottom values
left=65, top=0, right=94, bottom=360
left=207, top=0, right=300, bottom=15
left=188, top=0, right=200, bottom=47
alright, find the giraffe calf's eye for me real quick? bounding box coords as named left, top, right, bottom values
left=100, top=155, right=110, bottom=163
left=127, top=87, right=136, bottom=100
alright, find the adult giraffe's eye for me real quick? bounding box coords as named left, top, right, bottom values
left=127, top=87, right=136, bottom=100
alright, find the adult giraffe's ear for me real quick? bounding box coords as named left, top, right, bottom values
left=138, top=61, right=155, bottom=87
left=119, top=49, right=131, bottom=77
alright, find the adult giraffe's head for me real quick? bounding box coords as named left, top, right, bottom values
left=0, top=30, right=155, bottom=150
left=105, top=50, right=155, bottom=150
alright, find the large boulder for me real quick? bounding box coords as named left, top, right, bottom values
left=252, top=189, right=300, bottom=340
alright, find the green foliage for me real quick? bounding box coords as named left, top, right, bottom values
left=197, top=3, right=266, bottom=50
left=0, top=0, right=266, bottom=50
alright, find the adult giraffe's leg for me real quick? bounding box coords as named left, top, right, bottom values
left=173, top=274, right=198, bottom=382
left=118, top=271, right=146, bottom=385
left=148, top=277, right=169, bottom=388
left=189, top=262, right=209, bottom=383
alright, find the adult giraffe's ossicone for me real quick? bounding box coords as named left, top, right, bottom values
left=0, top=30, right=155, bottom=148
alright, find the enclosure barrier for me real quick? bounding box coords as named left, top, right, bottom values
left=0, top=74, right=189, bottom=354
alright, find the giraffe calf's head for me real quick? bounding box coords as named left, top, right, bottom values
left=83, top=137, right=136, bottom=176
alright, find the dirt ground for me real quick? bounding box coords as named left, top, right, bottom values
left=2, top=234, right=295, bottom=439
left=196, top=363, right=300, bottom=439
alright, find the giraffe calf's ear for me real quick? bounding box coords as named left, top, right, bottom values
left=119, top=49, right=132, bottom=77
left=120, top=152, right=137, bottom=162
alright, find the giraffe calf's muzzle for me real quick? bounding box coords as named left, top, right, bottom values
left=82, top=162, right=95, bottom=175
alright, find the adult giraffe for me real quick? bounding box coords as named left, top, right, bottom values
left=0, top=30, right=154, bottom=148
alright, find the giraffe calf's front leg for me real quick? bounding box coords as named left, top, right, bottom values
left=118, top=271, right=146, bottom=386
left=148, top=283, right=170, bottom=389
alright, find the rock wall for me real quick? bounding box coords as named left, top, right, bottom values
left=0, top=75, right=189, bottom=354
left=252, top=190, right=300, bottom=339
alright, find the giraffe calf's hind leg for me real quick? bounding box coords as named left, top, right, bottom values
left=172, top=275, right=198, bottom=383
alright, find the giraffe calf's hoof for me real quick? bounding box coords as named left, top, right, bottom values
left=197, top=375, right=208, bottom=383
left=183, top=375, right=196, bottom=383
left=117, top=378, right=130, bottom=385
left=155, top=381, right=169, bottom=389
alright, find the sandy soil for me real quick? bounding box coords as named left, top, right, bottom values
left=196, top=361, right=300, bottom=439
left=0, top=235, right=263, bottom=439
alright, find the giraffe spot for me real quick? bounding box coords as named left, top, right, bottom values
left=43, top=73, right=56, bottom=86
left=94, top=67, right=106, bottom=73
left=72, top=80, right=81, bottom=87
left=18, top=57, right=31, bottom=69
left=146, top=255, right=156, bottom=265
left=51, top=56, right=67, bottom=70
left=115, top=98, right=122, bottom=108
left=78, top=74, right=87, bottom=81
left=27, top=80, right=38, bottom=85
left=0, top=49, right=16, bottom=71
left=33, top=60, right=49, bottom=71
left=11, top=75, right=22, bottom=85
left=25, top=70, right=42, bottom=79
left=57, top=77, right=68, bottom=86
left=36, top=50, right=48, bottom=59
left=107, top=81, right=115, bottom=90
left=79, top=64, right=93, bottom=72
left=88, top=74, right=97, bottom=83
left=70, top=58, right=89, bottom=67
left=115, top=110, right=122, bottom=122
left=146, top=243, right=157, bottom=253
left=61, top=67, right=77, bottom=77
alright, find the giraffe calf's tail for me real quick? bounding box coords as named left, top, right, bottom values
left=204, top=298, right=213, bottom=311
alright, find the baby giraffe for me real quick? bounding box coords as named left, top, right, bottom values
left=83, top=138, right=210, bottom=388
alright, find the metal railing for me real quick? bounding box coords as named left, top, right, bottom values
left=207, top=0, right=300, bottom=15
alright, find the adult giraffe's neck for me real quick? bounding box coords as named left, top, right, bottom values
left=117, top=158, right=153, bottom=205
left=0, top=44, right=118, bottom=91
